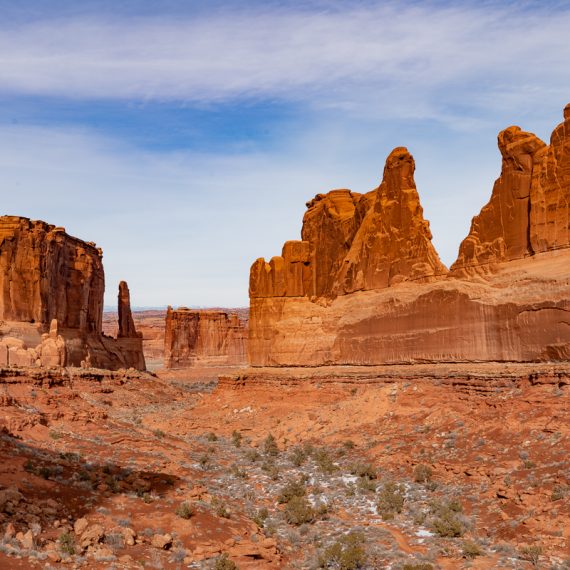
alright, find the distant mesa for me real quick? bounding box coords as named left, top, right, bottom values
left=0, top=216, right=145, bottom=370
left=164, top=307, right=247, bottom=368
left=249, top=104, right=570, bottom=366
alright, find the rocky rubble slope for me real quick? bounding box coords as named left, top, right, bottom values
left=1, top=364, right=567, bottom=568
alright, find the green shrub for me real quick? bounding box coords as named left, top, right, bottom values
left=263, top=434, right=279, bottom=456
left=520, top=545, right=542, bottom=567
left=377, top=482, right=405, bottom=520
left=401, top=563, right=433, bottom=570
left=153, top=429, right=165, bottom=438
left=413, top=464, right=433, bottom=483
left=199, top=453, right=211, bottom=470
left=284, top=496, right=315, bottom=526
left=318, top=532, right=366, bottom=569
left=252, top=507, right=269, bottom=528
left=278, top=479, right=306, bottom=504
left=551, top=485, right=567, bottom=502
left=357, top=476, right=377, bottom=493
left=462, top=540, right=483, bottom=558
left=231, top=430, right=242, bottom=448
left=261, top=460, right=280, bottom=480
left=215, top=553, right=238, bottom=570
left=289, top=446, right=308, bottom=467
left=206, top=431, right=218, bottom=442
left=39, top=466, right=53, bottom=479
left=429, top=500, right=465, bottom=538
left=314, top=448, right=337, bottom=474
left=230, top=464, right=249, bottom=479
left=245, top=449, right=260, bottom=462
left=349, top=462, right=377, bottom=480
left=213, top=499, right=231, bottom=519
left=175, top=501, right=195, bottom=519
left=59, top=532, right=75, bottom=555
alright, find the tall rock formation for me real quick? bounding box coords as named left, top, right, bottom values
left=334, top=147, right=447, bottom=294
left=113, top=281, right=146, bottom=371
left=0, top=217, right=145, bottom=370
left=452, top=104, right=570, bottom=274
left=249, top=105, right=570, bottom=366
left=164, top=308, right=247, bottom=368
left=301, top=189, right=370, bottom=298
left=0, top=217, right=104, bottom=331
left=118, top=281, right=137, bottom=338
left=250, top=148, right=447, bottom=301
left=450, top=128, right=546, bottom=273
left=529, top=103, right=570, bottom=253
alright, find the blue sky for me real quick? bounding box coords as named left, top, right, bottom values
left=1, top=0, right=569, bottom=308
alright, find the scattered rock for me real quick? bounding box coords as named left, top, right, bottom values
left=151, top=533, right=172, bottom=549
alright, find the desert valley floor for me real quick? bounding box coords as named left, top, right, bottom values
left=0, top=361, right=568, bottom=569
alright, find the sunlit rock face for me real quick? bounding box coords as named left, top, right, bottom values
left=249, top=105, right=570, bottom=366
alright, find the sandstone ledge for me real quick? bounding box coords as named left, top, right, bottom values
left=220, top=362, right=570, bottom=393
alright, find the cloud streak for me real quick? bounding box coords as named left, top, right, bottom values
left=0, top=2, right=568, bottom=119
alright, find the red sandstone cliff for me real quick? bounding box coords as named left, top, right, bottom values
left=530, top=103, right=570, bottom=253
left=0, top=217, right=145, bottom=370
left=249, top=104, right=570, bottom=366
left=250, top=148, right=446, bottom=301
left=452, top=104, right=570, bottom=274
left=164, top=307, right=247, bottom=368
left=0, top=217, right=104, bottom=331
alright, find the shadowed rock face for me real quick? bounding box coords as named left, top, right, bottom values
left=249, top=105, right=570, bottom=366
left=301, top=189, right=370, bottom=298
left=164, top=308, right=247, bottom=368
left=0, top=217, right=145, bottom=371
left=451, top=127, right=547, bottom=273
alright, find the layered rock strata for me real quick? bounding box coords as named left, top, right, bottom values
left=0, top=217, right=145, bottom=370
left=164, top=308, right=247, bottom=368
left=249, top=105, right=570, bottom=366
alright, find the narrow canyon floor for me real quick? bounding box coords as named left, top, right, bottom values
left=0, top=364, right=569, bottom=569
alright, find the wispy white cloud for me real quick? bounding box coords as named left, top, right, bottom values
left=0, top=3, right=568, bottom=119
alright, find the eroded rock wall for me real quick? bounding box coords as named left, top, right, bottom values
left=164, top=308, right=247, bottom=368
left=452, top=104, right=570, bottom=274
left=530, top=103, right=570, bottom=253
left=0, top=217, right=104, bottom=331
left=249, top=105, right=570, bottom=366
left=0, top=217, right=145, bottom=371
left=250, top=148, right=447, bottom=301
